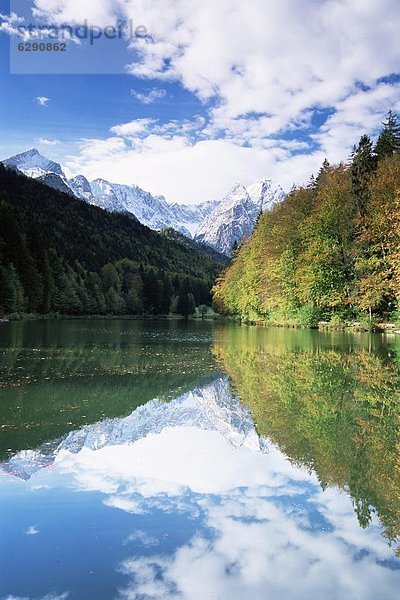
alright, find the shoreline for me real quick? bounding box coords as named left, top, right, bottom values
left=214, top=315, right=400, bottom=334
left=1, top=312, right=399, bottom=334
left=0, top=313, right=221, bottom=323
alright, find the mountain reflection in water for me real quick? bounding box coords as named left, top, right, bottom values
left=0, top=320, right=399, bottom=600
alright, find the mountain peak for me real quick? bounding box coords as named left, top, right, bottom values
left=229, top=182, right=248, bottom=194
left=67, top=174, right=93, bottom=200
left=2, top=148, right=65, bottom=179
left=195, top=177, right=286, bottom=256
left=25, top=147, right=40, bottom=155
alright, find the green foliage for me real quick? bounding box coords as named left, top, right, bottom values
left=351, top=134, right=376, bottom=216
left=176, top=278, right=196, bottom=318
left=195, top=304, right=217, bottom=319
left=0, top=264, right=25, bottom=315
left=0, top=165, right=224, bottom=317
left=214, top=114, right=400, bottom=326
left=295, top=305, right=324, bottom=328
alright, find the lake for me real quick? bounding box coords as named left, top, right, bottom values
left=0, top=319, right=399, bottom=599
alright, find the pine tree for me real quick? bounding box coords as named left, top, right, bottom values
left=316, top=158, right=331, bottom=186
left=143, top=271, right=162, bottom=314
left=126, top=274, right=144, bottom=314
left=106, top=287, right=125, bottom=314
left=100, top=263, right=121, bottom=292
left=0, top=209, right=43, bottom=311
left=0, top=264, right=25, bottom=314
left=160, top=274, right=172, bottom=315
left=86, top=272, right=106, bottom=314
left=177, top=277, right=195, bottom=318
left=307, top=174, right=317, bottom=190
left=41, top=251, right=53, bottom=313
left=351, top=135, right=376, bottom=216
left=254, top=210, right=263, bottom=227
left=187, top=293, right=196, bottom=316
left=375, top=109, right=400, bottom=160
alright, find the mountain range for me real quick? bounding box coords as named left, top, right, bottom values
left=2, top=148, right=286, bottom=255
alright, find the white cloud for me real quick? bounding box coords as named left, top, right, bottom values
left=130, top=88, right=166, bottom=104
left=37, top=138, right=60, bottom=146
left=124, top=0, right=400, bottom=118
left=24, top=525, right=39, bottom=535
left=109, top=118, right=155, bottom=137
left=0, top=11, right=24, bottom=24
left=65, top=133, right=326, bottom=202
left=313, top=81, right=400, bottom=161
left=34, top=96, right=50, bottom=107
left=103, top=495, right=147, bottom=515
left=0, top=11, right=25, bottom=36
left=31, top=0, right=118, bottom=27
left=15, top=0, right=400, bottom=201
left=72, top=136, right=126, bottom=161
left=123, top=530, right=159, bottom=547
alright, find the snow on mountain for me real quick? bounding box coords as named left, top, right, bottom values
left=0, top=376, right=267, bottom=480
left=3, top=148, right=74, bottom=196
left=2, top=148, right=65, bottom=179
left=247, top=179, right=287, bottom=209
left=1, top=149, right=286, bottom=250
left=195, top=179, right=286, bottom=255
left=37, top=172, right=75, bottom=196
left=168, top=200, right=219, bottom=237
left=88, top=178, right=197, bottom=236
left=67, top=174, right=93, bottom=200
left=87, top=179, right=218, bottom=237
left=1, top=149, right=213, bottom=237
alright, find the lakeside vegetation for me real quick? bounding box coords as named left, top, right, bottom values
left=0, top=165, right=225, bottom=319
left=213, top=111, right=400, bottom=328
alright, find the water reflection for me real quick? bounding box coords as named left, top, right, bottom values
left=0, top=321, right=400, bottom=599
left=2, top=377, right=261, bottom=481
left=212, top=325, right=400, bottom=555
left=0, top=319, right=218, bottom=459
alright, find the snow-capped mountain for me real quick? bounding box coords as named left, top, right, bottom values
left=38, top=172, right=75, bottom=196
left=2, top=149, right=215, bottom=238
left=87, top=178, right=215, bottom=237
left=2, top=147, right=65, bottom=179
left=1, top=376, right=267, bottom=480
left=2, top=149, right=286, bottom=252
left=195, top=179, right=286, bottom=255
left=67, top=174, right=93, bottom=200
left=167, top=200, right=219, bottom=237
left=3, top=148, right=76, bottom=197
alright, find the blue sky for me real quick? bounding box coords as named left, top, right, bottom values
left=1, top=0, right=400, bottom=203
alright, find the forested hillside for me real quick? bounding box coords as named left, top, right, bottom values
left=0, top=165, right=224, bottom=317
left=213, top=111, right=400, bottom=327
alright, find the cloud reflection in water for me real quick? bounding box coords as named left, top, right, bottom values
left=2, top=376, right=400, bottom=600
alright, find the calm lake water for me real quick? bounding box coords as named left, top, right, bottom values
left=0, top=319, right=399, bottom=600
